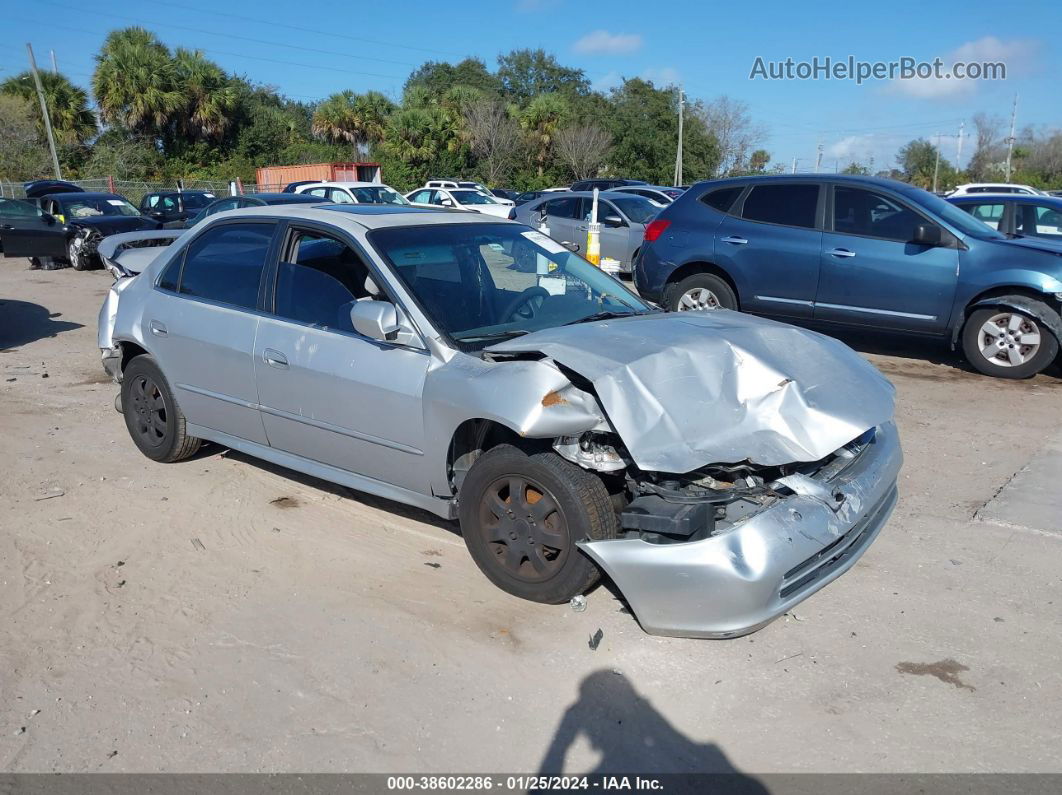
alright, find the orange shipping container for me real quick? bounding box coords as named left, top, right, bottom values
left=255, top=162, right=382, bottom=191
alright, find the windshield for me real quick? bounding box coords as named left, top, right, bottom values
left=609, top=195, right=660, bottom=224
left=906, top=188, right=1007, bottom=240
left=452, top=190, right=497, bottom=205
left=350, top=186, right=409, bottom=205
left=369, top=222, right=652, bottom=350
left=61, top=196, right=140, bottom=218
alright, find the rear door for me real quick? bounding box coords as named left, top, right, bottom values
left=955, top=200, right=1011, bottom=234
left=141, top=220, right=279, bottom=443
left=1014, top=202, right=1062, bottom=242
left=540, top=196, right=581, bottom=248
left=815, top=184, right=958, bottom=332
left=714, top=182, right=823, bottom=319
left=0, top=199, right=68, bottom=259
left=253, top=225, right=430, bottom=490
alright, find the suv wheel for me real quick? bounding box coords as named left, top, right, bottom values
left=962, top=305, right=1059, bottom=378
left=121, top=355, right=202, bottom=462
left=667, top=273, right=737, bottom=312
left=457, top=445, right=618, bottom=604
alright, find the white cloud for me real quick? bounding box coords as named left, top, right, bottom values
left=640, top=66, right=681, bottom=87
left=888, top=36, right=1038, bottom=100
left=573, top=30, right=643, bottom=55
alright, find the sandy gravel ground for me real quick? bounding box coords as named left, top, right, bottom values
left=1, top=257, right=1060, bottom=774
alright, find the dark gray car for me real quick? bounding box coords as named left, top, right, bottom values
left=513, top=191, right=660, bottom=274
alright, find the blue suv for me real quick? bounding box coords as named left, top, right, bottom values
left=635, top=175, right=1062, bottom=378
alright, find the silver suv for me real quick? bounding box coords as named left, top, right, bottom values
left=98, top=204, right=901, bottom=638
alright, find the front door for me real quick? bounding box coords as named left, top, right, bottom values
left=144, top=220, right=277, bottom=444
left=252, top=226, right=430, bottom=491
left=815, top=184, right=959, bottom=332
left=0, top=200, right=68, bottom=259
left=714, top=182, right=823, bottom=319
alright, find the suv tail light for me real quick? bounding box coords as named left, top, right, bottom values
left=644, top=219, right=671, bottom=242
left=507, top=207, right=517, bottom=220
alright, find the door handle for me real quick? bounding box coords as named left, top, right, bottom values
left=829, top=248, right=856, bottom=258
left=0, top=223, right=13, bottom=230
left=263, top=348, right=288, bottom=369
left=721, top=236, right=748, bottom=245
left=148, top=320, right=167, bottom=337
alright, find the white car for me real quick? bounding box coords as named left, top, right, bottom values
left=293, top=181, right=411, bottom=206
left=948, top=183, right=1047, bottom=197
left=425, top=179, right=515, bottom=206
left=405, top=186, right=513, bottom=218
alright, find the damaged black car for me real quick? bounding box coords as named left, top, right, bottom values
left=0, top=192, right=161, bottom=271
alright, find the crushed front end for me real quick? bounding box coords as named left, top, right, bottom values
left=578, top=422, right=902, bottom=638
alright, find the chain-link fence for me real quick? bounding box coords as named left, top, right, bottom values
left=0, top=178, right=275, bottom=205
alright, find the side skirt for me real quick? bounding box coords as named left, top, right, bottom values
left=186, top=423, right=456, bottom=520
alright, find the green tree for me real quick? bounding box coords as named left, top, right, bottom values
left=172, top=49, right=239, bottom=142
left=519, top=93, right=570, bottom=178
left=0, top=94, right=50, bottom=180
left=404, top=58, right=501, bottom=99
left=841, top=161, right=870, bottom=175
left=92, top=27, right=183, bottom=137
left=0, top=70, right=96, bottom=147
left=497, top=49, right=589, bottom=105
left=748, top=149, right=770, bottom=173
left=897, top=138, right=955, bottom=189
left=312, top=90, right=396, bottom=153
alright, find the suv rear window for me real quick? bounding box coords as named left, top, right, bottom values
left=740, top=184, right=819, bottom=228
left=700, top=187, right=742, bottom=214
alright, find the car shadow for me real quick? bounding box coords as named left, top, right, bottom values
left=216, top=448, right=459, bottom=535
left=0, top=299, right=83, bottom=350
left=537, top=669, right=768, bottom=790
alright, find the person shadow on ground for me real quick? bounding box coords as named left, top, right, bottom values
left=537, top=669, right=768, bottom=793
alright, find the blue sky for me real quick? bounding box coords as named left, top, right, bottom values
left=4, top=0, right=1060, bottom=173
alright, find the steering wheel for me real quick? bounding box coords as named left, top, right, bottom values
left=500, top=286, right=551, bottom=323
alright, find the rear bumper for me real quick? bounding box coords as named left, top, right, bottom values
left=580, top=421, right=902, bottom=638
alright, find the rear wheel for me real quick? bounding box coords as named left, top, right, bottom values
left=961, top=305, right=1059, bottom=379
left=458, top=445, right=618, bottom=603
left=667, top=272, right=737, bottom=312
left=121, top=355, right=201, bottom=462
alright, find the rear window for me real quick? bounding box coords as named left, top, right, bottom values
left=740, top=184, right=819, bottom=229
left=700, top=186, right=742, bottom=214
left=176, top=223, right=274, bottom=309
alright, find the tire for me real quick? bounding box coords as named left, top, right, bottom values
left=666, top=272, right=738, bottom=312
left=68, top=236, right=87, bottom=271
left=121, top=355, right=201, bottom=462
left=962, top=304, right=1060, bottom=379
left=457, top=444, right=618, bottom=604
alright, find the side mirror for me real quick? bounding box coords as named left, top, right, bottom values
left=913, top=223, right=943, bottom=246
left=561, top=241, right=580, bottom=252
left=41, top=213, right=57, bottom=225
left=350, top=300, right=400, bottom=341
left=603, top=214, right=624, bottom=228
left=440, top=199, right=454, bottom=207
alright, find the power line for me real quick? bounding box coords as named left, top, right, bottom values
left=6, top=16, right=404, bottom=81
left=165, top=1, right=468, bottom=58
left=39, top=0, right=417, bottom=68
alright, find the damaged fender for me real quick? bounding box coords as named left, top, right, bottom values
left=952, top=293, right=1062, bottom=348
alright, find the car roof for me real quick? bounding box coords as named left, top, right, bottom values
left=298, top=181, right=385, bottom=189
left=253, top=193, right=325, bottom=203
left=46, top=192, right=129, bottom=201
left=214, top=203, right=516, bottom=230
left=948, top=193, right=1062, bottom=206
left=686, top=173, right=921, bottom=192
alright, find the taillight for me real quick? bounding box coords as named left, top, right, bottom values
left=507, top=207, right=517, bottom=220
left=644, top=219, right=671, bottom=242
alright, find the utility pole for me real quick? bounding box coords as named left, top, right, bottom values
left=1004, top=93, right=1018, bottom=182
left=791, top=157, right=799, bottom=174
left=956, top=121, right=965, bottom=171
left=932, top=132, right=942, bottom=193
left=814, top=143, right=823, bottom=173
left=50, top=50, right=57, bottom=74
left=26, top=43, right=62, bottom=179
left=673, top=86, right=684, bottom=187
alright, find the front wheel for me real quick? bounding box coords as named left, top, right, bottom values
left=666, top=272, right=738, bottom=312
left=457, top=445, right=618, bottom=604
left=68, top=235, right=90, bottom=270
left=961, top=305, right=1059, bottom=379
left=121, top=355, right=202, bottom=462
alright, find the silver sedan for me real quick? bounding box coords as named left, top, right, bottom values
left=98, top=205, right=901, bottom=638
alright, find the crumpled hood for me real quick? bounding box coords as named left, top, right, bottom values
left=70, top=216, right=160, bottom=235
left=489, top=310, right=895, bottom=472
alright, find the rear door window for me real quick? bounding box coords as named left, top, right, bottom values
left=544, top=197, right=580, bottom=219
left=958, top=202, right=1006, bottom=230
left=741, top=184, right=819, bottom=229
left=1016, top=204, right=1062, bottom=239
left=176, top=223, right=275, bottom=310
left=700, top=186, right=743, bottom=214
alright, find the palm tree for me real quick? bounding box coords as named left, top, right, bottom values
left=520, top=93, right=569, bottom=178
left=381, top=107, right=441, bottom=165
left=173, top=48, right=239, bottom=141
left=0, top=71, right=97, bottom=146
left=92, top=27, right=183, bottom=136
left=312, top=90, right=395, bottom=154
